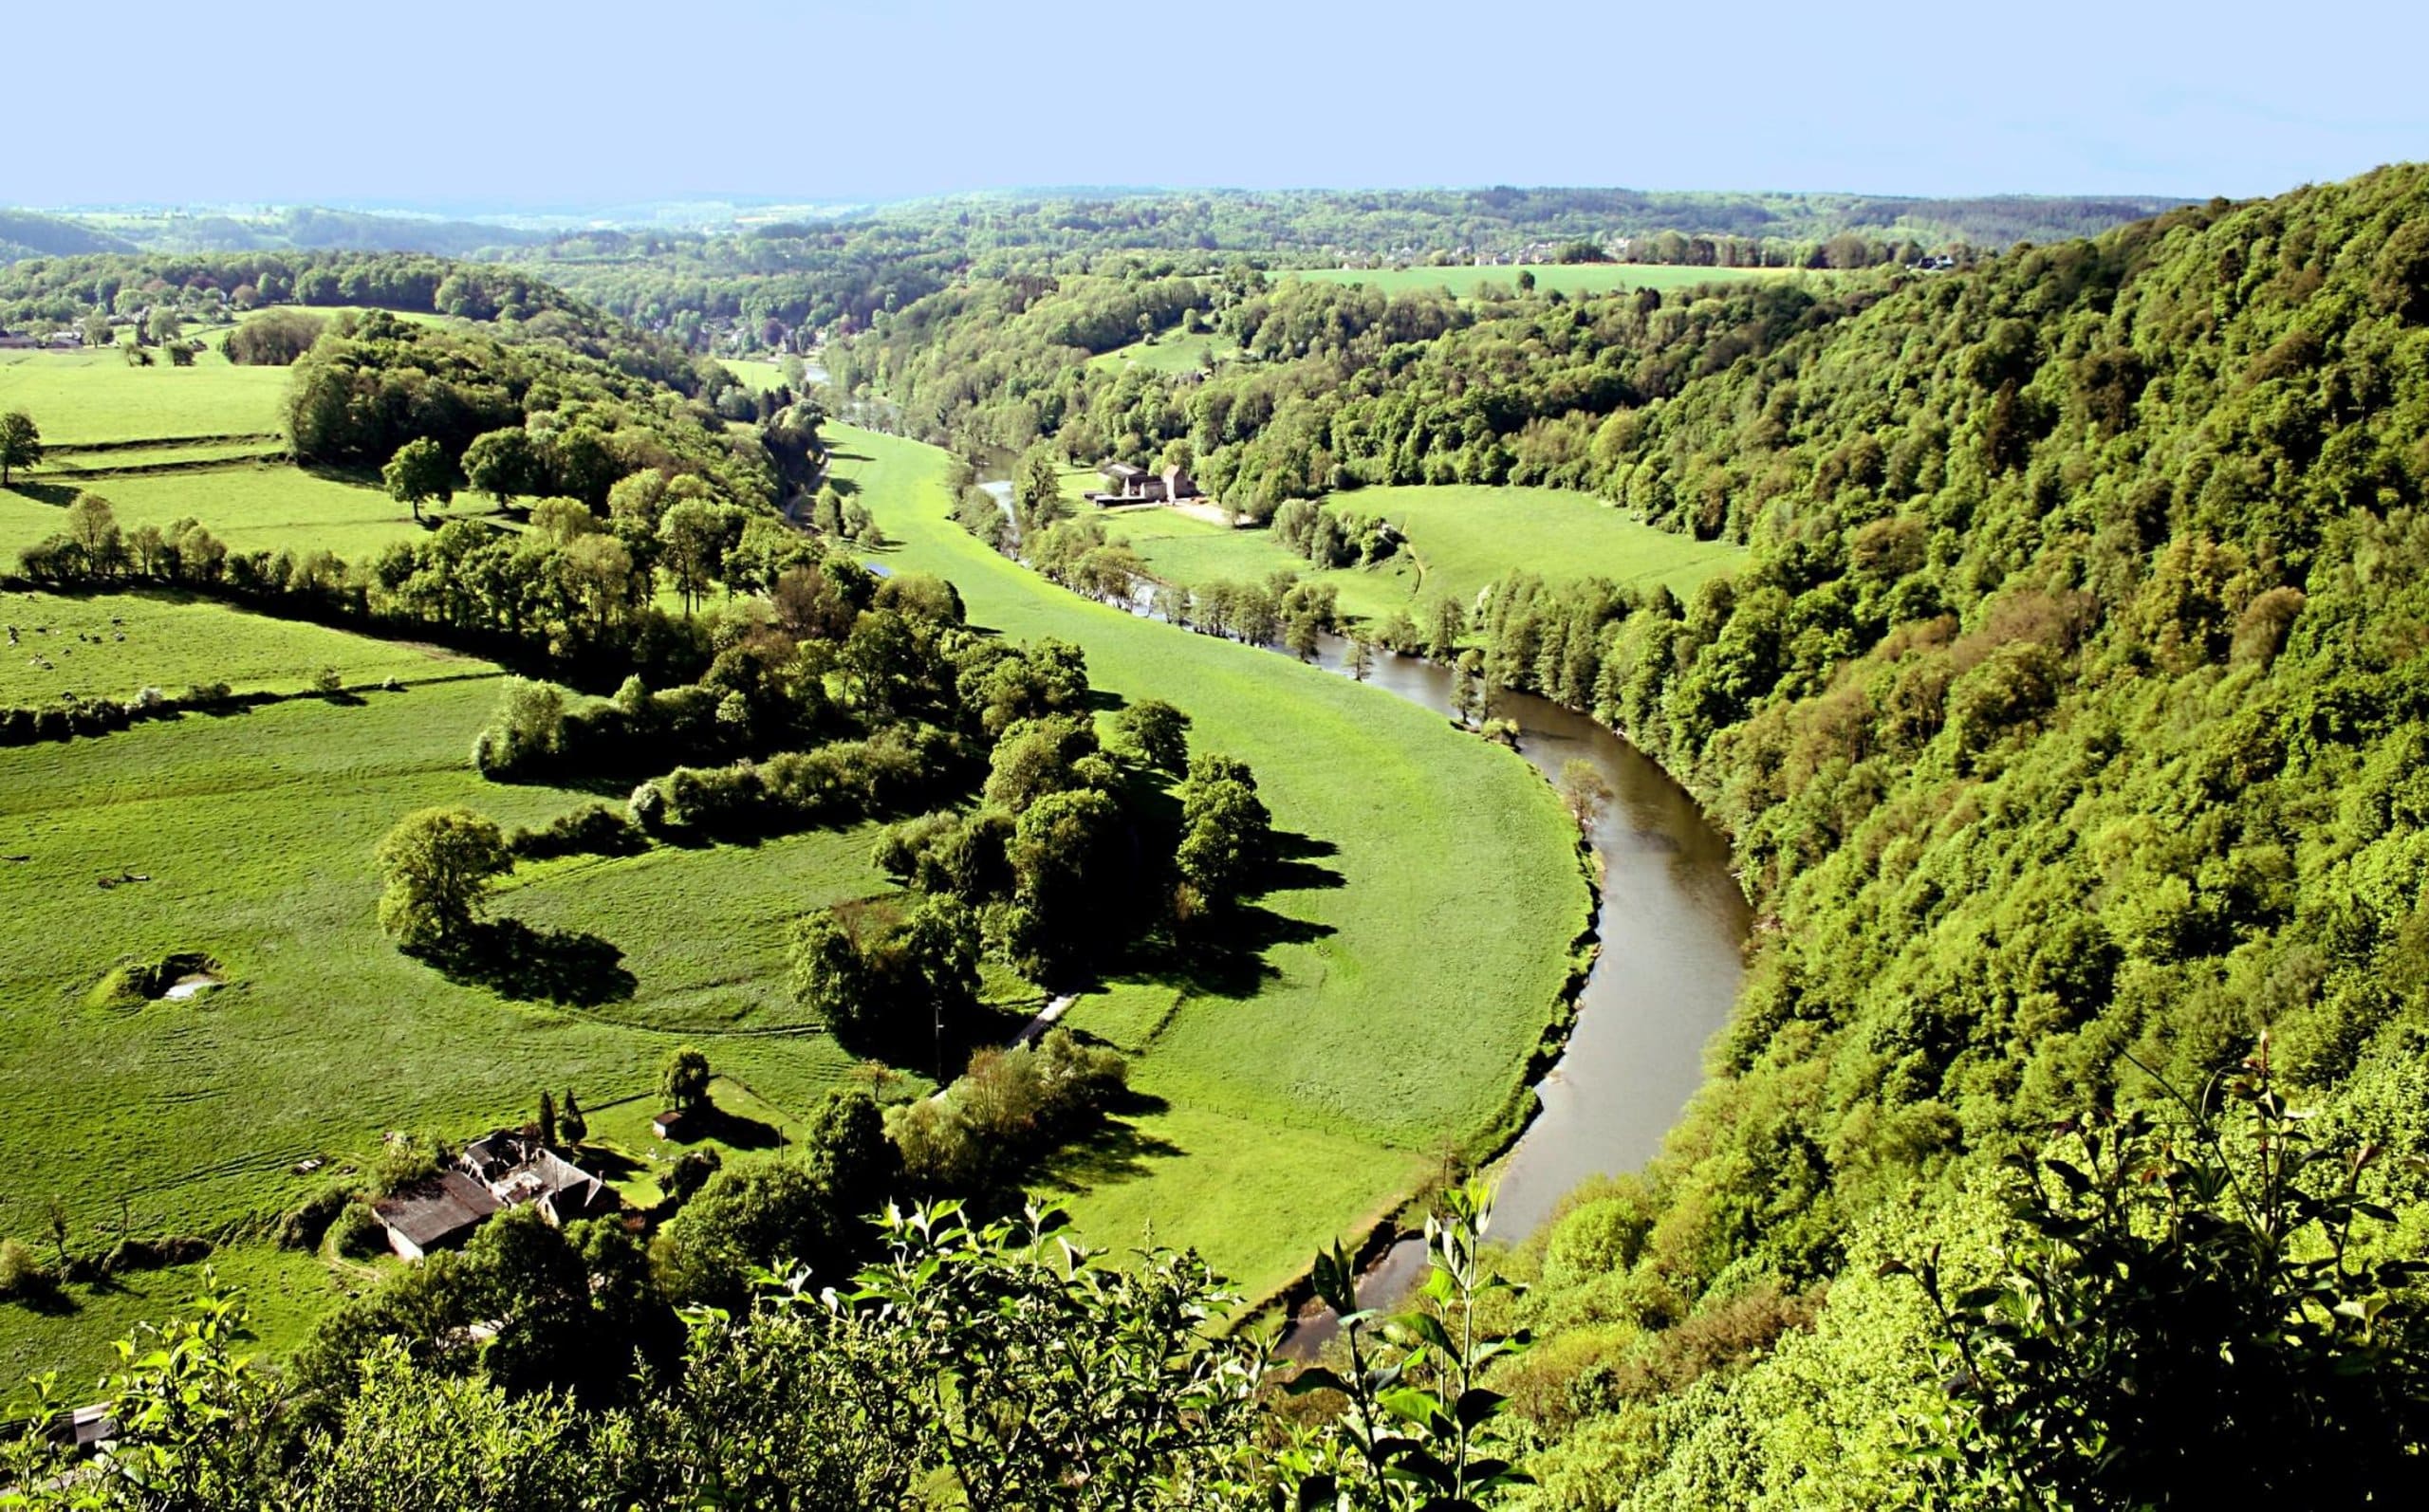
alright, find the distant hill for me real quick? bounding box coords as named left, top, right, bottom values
left=13, top=207, right=546, bottom=260
left=0, top=210, right=136, bottom=263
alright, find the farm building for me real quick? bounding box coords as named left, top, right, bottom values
left=1085, top=461, right=1201, bottom=508
left=458, top=1129, right=617, bottom=1226
left=373, top=1171, right=503, bottom=1261
left=652, top=1108, right=693, bottom=1140
left=374, top=1132, right=617, bottom=1260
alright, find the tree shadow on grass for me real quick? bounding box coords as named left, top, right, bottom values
left=572, top=1143, right=648, bottom=1183
left=1032, top=1093, right=1183, bottom=1197
left=3, top=480, right=79, bottom=507
left=4, top=1280, right=79, bottom=1317
left=1254, top=829, right=1345, bottom=896
left=1122, top=903, right=1339, bottom=1001
left=686, top=1103, right=788, bottom=1152
left=423, top=918, right=636, bottom=1007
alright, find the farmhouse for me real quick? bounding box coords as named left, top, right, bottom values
left=372, top=1171, right=502, bottom=1261
left=1085, top=461, right=1201, bottom=508
left=373, top=1131, right=616, bottom=1260
left=459, top=1129, right=617, bottom=1226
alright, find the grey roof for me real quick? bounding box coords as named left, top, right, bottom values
left=374, top=1171, right=502, bottom=1250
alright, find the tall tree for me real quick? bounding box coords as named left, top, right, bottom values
left=1013, top=442, right=1068, bottom=541
left=661, top=1046, right=713, bottom=1113
left=374, top=807, right=510, bottom=953
left=381, top=436, right=453, bottom=524
left=0, top=410, right=39, bottom=488
left=462, top=427, right=543, bottom=508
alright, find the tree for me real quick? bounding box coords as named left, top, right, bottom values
left=1112, top=697, right=1192, bottom=774
left=661, top=1046, right=713, bottom=1113
left=375, top=806, right=510, bottom=952
left=1557, top=758, right=1612, bottom=834
left=1285, top=611, right=1321, bottom=661
left=1013, top=441, right=1067, bottom=540
left=0, top=410, right=41, bottom=488
left=143, top=307, right=182, bottom=346
left=560, top=1090, right=587, bottom=1145
left=1451, top=654, right=1480, bottom=728
left=538, top=1090, right=558, bottom=1148
left=1428, top=595, right=1466, bottom=662
left=65, top=491, right=122, bottom=575
left=658, top=498, right=740, bottom=616
left=462, top=427, right=543, bottom=507
left=381, top=436, right=453, bottom=524
left=79, top=311, right=111, bottom=349
left=1176, top=754, right=1272, bottom=910
left=1344, top=636, right=1373, bottom=682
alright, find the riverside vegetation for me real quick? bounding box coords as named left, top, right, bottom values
left=3, top=166, right=2429, bottom=1505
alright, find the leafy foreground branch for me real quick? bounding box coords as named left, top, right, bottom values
left=1886, top=1045, right=2429, bottom=1511
left=5, top=1097, right=2424, bottom=1509
left=0, top=1194, right=1521, bottom=1512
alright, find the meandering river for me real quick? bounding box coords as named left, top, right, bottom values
left=1271, top=633, right=1748, bottom=1347
left=963, top=474, right=1751, bottom=1330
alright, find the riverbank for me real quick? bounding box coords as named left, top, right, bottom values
left=953, top=459, right=1752, bottom=1337
left=825, top=424, right=1592, bottom=1309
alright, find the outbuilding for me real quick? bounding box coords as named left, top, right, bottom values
left=373, top=1172, right=503, bottom=1261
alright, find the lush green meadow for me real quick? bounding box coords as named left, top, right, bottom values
left=0, top=587, right=481, bottom=704
left=831, top=425, right=1587, bottom=1302
left=1, top=462, right=473, bottom=562
left=0, top=341, right=478, bottom=562
left=0, top=627, right=887, bottom=1377
left=0, top=347, right=287, bottom=445
left=1085, top=327, right=1242, bottom=376
left=1105, top=484, right=1741, bottom=625
left=1290, top=262, right=1801, bottom=300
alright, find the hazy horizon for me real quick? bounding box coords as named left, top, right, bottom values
left=10, top=0, right=2425, bottom=210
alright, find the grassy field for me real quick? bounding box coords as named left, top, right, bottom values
left=2, top=464, right=485, bottom=563
left=720, top=356, right=828, bottom=395
left=0, top=341, right=486, bottom=564
left=0, top=347, right=288, bottom=446
left=1085, top=328, right=1241, bottom=377
left=0, top=588, right=483, bottom=705
left=1102, top=484, right=1741, bottom=626
left=1290, top=263, right=1802, bottom=301
left=0, top=621, right=894, bottom=1378
left=830, top=425, right=1588, bottom=1305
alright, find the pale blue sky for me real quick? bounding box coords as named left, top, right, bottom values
left=11, top=0, right=2425, bottom=209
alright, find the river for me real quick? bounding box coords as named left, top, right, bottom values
left=1270, top=631, right=1748, bottom=1348
left=961, top=478, right=1751, bottom=1335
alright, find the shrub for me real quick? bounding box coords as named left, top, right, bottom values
left=309, top=666, right=343, bottom=695
left=627, top=781, right=668, bottom=832
left=887, top=1028, right=1127, bottom=1193
left=0, top=1237, right=50, bottom=1300
left=328, top=1203, right=387, bottom=1260
left=277, top=1185, right=352, bottom=1251
left=507, top=802, right=643, bottom=859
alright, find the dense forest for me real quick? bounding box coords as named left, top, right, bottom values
left=1450, top=162, right=2429, bottom=1504
left=510, top=187, right=2180, bottom=352
left=829, top=164, right=2429, bottom=1504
